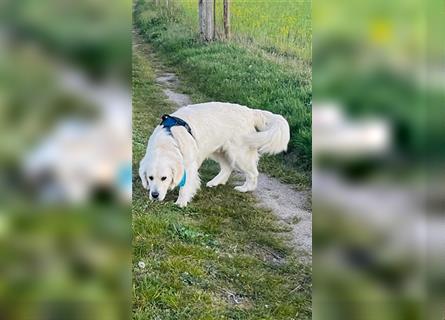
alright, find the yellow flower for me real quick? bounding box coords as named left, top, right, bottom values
left=370, top=19, right=392, bottom=44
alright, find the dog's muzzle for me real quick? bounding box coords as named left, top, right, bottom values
left=151, top=191, right=159, bottom=199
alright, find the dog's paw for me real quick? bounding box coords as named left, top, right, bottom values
left=235, top=185, right=250, bottom=193
left=206, top=180, right=220, bottom=188
left=175, top=199, right=188, bottom=208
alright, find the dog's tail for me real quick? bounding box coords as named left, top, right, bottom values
left=244, top=109, right=290, bottom=155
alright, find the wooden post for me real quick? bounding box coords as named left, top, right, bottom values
left=205, top=0, right=214, bottom=41
left=199, top=0, right=204, bottom=36
left=213, top=0, right=216, bottom=40
left=199, top=0, right=214, bottom=41
left=223, top=0, right=230, bottom=39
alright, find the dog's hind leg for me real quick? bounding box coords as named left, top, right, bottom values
left=206, top=152, right=233, bottom=188
left=234, top=150, right=259, bottom=193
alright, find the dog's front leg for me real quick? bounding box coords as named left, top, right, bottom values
left=175, top=164, right=200, bottom=207
left=175, top=189, right=192, bottom=208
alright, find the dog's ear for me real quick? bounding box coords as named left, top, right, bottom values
left=139, top=157, right=149, bottom=190
left=170, top=158, right=184, bottom=190
left=139, top=169, right=149, bottom=190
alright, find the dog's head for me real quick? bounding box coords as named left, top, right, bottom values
left=140, top=124, right=197, bottom=203
left=139, top=151, right=184, bottom=202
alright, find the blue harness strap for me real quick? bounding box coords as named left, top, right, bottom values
left=160, top=114, right=194, bottom=137
left=179, top=170, right=187, bottom=188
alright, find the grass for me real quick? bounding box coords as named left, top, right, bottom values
left=178, top=0, right=311, bottom=61
left=134, top=0, right=311, bottom=188
left=132, top=41, right=311, bottom=319
left=2, top=0, right=131, bottom=77
left=1, top=206, right=130, bottom=320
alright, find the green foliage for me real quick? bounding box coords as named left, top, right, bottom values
left=2, top=0, right=131, bottom=77
left=313, top=35, right=445, bottom=161
left=132, top=41, right=311, bottom=319
left=1, top=207, right=131, bottom=320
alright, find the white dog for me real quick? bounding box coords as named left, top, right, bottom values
left=139, top=102, right=290, bottom=207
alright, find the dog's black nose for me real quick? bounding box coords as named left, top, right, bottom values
left=151, top=191, right=159, bottom=199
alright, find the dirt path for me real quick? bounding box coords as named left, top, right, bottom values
left=134, top=35, right=312, bottom=262
left=155, top=72, right=192, bottom=107
left=254, top=174, right=312, bottom=260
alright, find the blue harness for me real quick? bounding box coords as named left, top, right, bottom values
left=160, top=114, right=192, bottom=189
left=160, top=114, right=194, bottom=137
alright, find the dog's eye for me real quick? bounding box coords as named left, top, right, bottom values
left=161, top=176, right=167, bottom=181
left=149, top=176, right=153, bottom=181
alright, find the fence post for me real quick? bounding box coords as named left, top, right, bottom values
left=223, top=0, right=230, bottom=39
left=199, top=0, right=204, bottom=36
left=213, top=0, right=216, bottom=40
left=199, top=0, right=214, bottom=41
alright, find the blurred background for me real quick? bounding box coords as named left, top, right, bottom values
left=0, top=0, right=131, bottom=319
left=313, top=0, right=445, bottom=319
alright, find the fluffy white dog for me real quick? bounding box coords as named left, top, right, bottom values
left=139, top=102, right=290, bottom=207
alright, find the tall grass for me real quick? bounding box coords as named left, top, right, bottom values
left=179, top=0, right=311, bottom=61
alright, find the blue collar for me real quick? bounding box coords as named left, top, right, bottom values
left=160, top=114, right=194, bottom=137
left=178, top=170, right=186, bottom=188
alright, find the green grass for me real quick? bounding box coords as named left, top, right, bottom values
left=2, top=0, right=131, bottom=77
left=132, top=42, right=311, bottom=319
left=178, top=0, right=311, bottom=61
left=134, top=0, right=311, bottom=187
left=1, top=208, right=130, bottom=320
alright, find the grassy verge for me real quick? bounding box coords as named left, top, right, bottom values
left=132, top=42, right=311, bottom=319
left=134, top=0, right=311, bottom=189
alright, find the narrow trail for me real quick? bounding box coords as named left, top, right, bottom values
left=255, top=175, right=311, bottom=259
left=134, top=34, right=312, bottom=262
